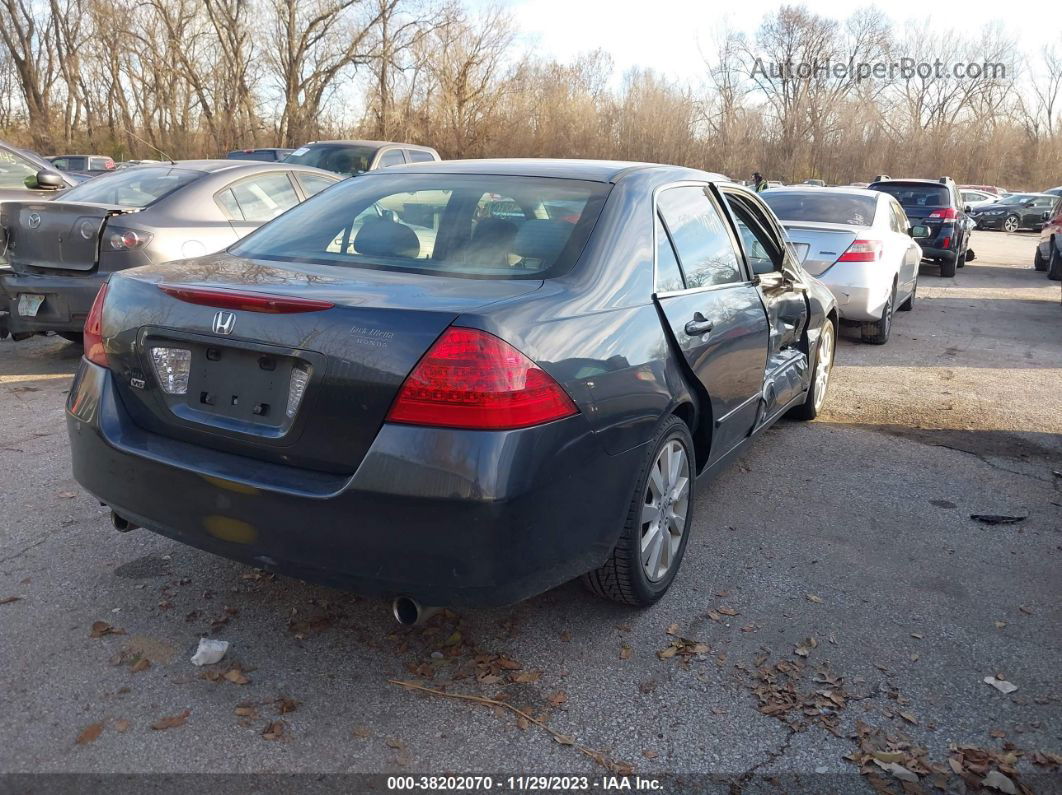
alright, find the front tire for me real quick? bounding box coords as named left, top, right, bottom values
left=790, top=318, right=835, bottom=421
left=583, top=416, right=695, bottom=606
left=1003, top=215, right=1020, bottom=233
left=1034, top=247, right=1047, bottom=271
left=1049, top=245, right=1062, bottom=281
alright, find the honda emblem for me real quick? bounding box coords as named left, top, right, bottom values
left=212, top=311, right=236, bottom=335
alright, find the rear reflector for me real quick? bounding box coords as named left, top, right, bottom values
left=84, top=283, right=109, bottom=366
left=150, top=347, right=191, bottom=394
left=286, top=366, right=310, bottom=418
left=158, top=284, right=334, bottom=314
left=837, top=239, right=883, bottom=263
left=386, top=328, right=578, bottom=430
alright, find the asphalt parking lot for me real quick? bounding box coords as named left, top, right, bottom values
left=0, top=230, right=1059, bottom=791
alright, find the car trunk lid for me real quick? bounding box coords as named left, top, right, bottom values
left=0, top=201, right=132, bottom=273
left=781, top=222, right=860, bottom=276
left=103, top=254, right=542, bottom=474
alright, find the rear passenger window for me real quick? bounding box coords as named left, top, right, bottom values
left=215, top=188, right=242, bottom=220
left=378, top=150, right=406, bottom=168
left=655, top=215, right=684, bottom=293
left=227, top=173, right=300, bottom=222
left=407, top=150, right=436, bottom=163
left=297, top=173, right=338, bottom=198
left=657, top=186, right=743, bottom=288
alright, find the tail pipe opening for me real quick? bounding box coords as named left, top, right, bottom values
left=110, top=510, right=139, bottom=533
left=392, top=596, right=440, bottom=627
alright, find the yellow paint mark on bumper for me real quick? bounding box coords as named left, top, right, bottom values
left=203, top=516, right=257, bottom=544
left=202, top=475, right=259, bottom=495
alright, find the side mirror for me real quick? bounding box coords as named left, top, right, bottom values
left=910, top=225, right=929, bottom=238
left=963, top=205, right=972, bottom=213
left=34, top=170, right=65, bottom=190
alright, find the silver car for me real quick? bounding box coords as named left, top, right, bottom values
left=761, top=187, right=921, bottom=345
left=0, top=160, right=339, bottom=341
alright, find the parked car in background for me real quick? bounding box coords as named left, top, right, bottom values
left=48, top=155, right=116, bottom=176
left=0, top=141, right=79, bottom=202
left=1034, top=195, right=1062, bottom=280
left=960, top=189, right=998, bottom=210
left=867, top=177, right=973, bottom=277
left=960, top=184, right=1004, bottom=197
left=0, top=160, right=338, bottom=341
left=801, top=179, right=826, bottom=187
left=969, top=193, right=1057, bottom=233
left=762, top=187, right=920, bottom=344
left=766, top=180, right=785, bottom=188
left=115, top=159, right=161, bottom=169
left=1043, top=186, right=1062, bottom=198
left=227, top=148, right=295, bottom=162
left=65, top=159, right=837, bottom=611
left=283, top=140, right=440, bottom=176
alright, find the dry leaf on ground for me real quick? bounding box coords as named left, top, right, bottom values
left=806, top=594, right=824, bottom=604
left=262, top=721, right=286, bottom=740
left=76, top=722, right=104, bottom=745
left=89, top=621, right=125, bottom=638
left=151, top=709, right=190, bottom=730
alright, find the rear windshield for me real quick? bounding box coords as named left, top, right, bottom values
left=762, top=191, right=877, bottom=226
left=284, top=144, right=377, bottom=175
left=59, top=167, right=200, bottom=208
left=230, top=173, right=610, bottom=279
left=871, top=183, right=949, bottom=208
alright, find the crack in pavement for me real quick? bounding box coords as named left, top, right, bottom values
left=728, top=728, right=796, bottom=793
left=928, top=442, right=1060, bottom=488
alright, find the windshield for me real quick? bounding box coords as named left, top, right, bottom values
left=996, top=194, right=1034, bottom=205
left=231, top=173, right=610, bottom=279
left=762, top=191, right=877, bottom=226
left=871, top=184, right=949, bottom=208
left=284, top=144, right=378, bottom=176
left=59, top=167, right=200, bottom=208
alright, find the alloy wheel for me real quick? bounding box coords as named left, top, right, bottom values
left=1003, top=215, right=1019, bottom=233
left=813, top=322, right=834, bottom=412
left=640, top=440, right=690, bottom=582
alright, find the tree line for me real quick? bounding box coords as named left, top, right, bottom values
left=1, top=1, right=1060, bottom=188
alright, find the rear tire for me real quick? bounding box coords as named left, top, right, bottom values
left=861, top=285, right=895, bottom=345
left=1049, top=245, right=1062, bottom=281
left=898, top=279, right=916, bottom=311
left=790, top=318, right=835, bottom=421
left=1034, top=247, right=1047, bottom=271
left=940, top=253, right=958, bottom=278
left=583, top=416, right=695, bottom=606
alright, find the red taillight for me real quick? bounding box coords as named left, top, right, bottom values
left=941, top=236, right=951, bottom=249
left=837, top=239, right=883, bottom=263
left=386, top=327, right=578, bottom=430
left=84, top=283, right=109, bottom=366
left=928, top=207, right=958, bottom=221
left=157, top=284, right=334, bottom=314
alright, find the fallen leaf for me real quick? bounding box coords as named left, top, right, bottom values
left=58, top=491, right=78, bottom=499
left=871, top=751, right=906, bottom=764
left=0, top=596, right=20, bottom=606
left=910, top=633, right=923, bottom=639
left=990, top=729, right=1006, bottom=739
left=516, top=715, right=529, bottom=730
left=984, top=676, right=1018, bottom=694
left=706, top=610, right=722, bottom=621
left=794, top=637, right=817, bottom=657
left=495, top=657, right=521, bottom=671
left=385, top=738, right=404, bottom=749
left=994, top=621, right=1007, bottom=629
left=657, top=645, right=678, bottom=660
left=261, top=720, right=286, bottom=740
left=130, top=658, right=151, bottom=673
left=114, top=719, right=130, bottom=733
left=806, top=594, right=823, bottom=604
left=970, top=514, right=1026, bottom=525
left=620, top=644, right=632, bottom=660
left=510, top=670, right=541, bottom=684
left=899, top=711, right=918, bottom=725
left=642, top=749, right=658, bottom=760
left=982, top=769, right=1017, bottom=794
left=740, top=624, right=758, bottom=633
left=151, top=709, right=190, bottom=730
left=717, top=606, right=738, bottom=616
left=89, top=621, right=125, bottom=638
left=1018, top=606, right=1033, bottom=615
left=872, top=759, right=919, bottom=783
left=548, top=691, right=568, bottom=707
left=559, top=630, right=572, bottom=642
left=275, top=697, right=299, bottom=714
left=553, top=734, right=574, bottom=746
left=352, top=726, right=372, bottom=739
left=223, top=667, right=250, bottom=685
left=76, top=722, right=104, bottom=745
left=234, top=705, right=257, bottom=718
left=910, top=653, right=920, bottom=662
left=666, top=623, right=680, bottom=636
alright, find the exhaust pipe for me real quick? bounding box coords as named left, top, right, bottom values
left=110, top=510, right=138, bottom=532
left=392, top=595, right=440, bottom=627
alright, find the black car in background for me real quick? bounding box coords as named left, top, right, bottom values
left=867, top=177, right=973, bottom=277
left=970, top=193, right=1058, bottom=233
left=226, top=148, right=295, bottom=162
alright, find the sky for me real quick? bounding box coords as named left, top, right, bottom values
left=501, top=0, right=1054, bottom=83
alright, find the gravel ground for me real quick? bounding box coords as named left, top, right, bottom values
left=0, top=230, right=1059, bottom=792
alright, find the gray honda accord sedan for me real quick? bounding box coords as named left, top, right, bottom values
left=1, top=160, right=339, bottom=341
left=66, top=159, right=837, bottom=612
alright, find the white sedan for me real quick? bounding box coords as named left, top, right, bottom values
left=761, top=187, right=922, bottom=345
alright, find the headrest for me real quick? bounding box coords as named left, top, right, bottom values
left=473, top=217, right=518, bottom=244
left=354, top=217, right=420, bottom=258
left=511, top=219, right=574, bottom=263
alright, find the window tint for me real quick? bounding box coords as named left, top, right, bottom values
left=215, top=188, right=242, bottom=220
left=227, top=173, right=300, bottom=222
left=872, top=183, right=950, bottom=208
left=655, top=215, right=685, bottom=293
left=50, top=157, right=75, bottom=171
left=378, top=150, right=406, bottom=168
left=231, top=174, right=609, bottom=279
left=297, top=173, right=338, bottom=198
left=408, top=149, right=436, bottom=163
left=59, top=167, right=200, bottom=208
left=657, top=186, right=743, bottom=288
left=0, top=150, right=39, bottom=188
left=285, top=144, right=376, bottom=175
left=761, top=191, right=877, bottom=226
left=724, top=194, right=782, bottom=274
left=890, top=202, right=909, bottom=233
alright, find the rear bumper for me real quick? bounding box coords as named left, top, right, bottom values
left=918, top=245, right=956, bottom=262
left=0, top=270, right=104, bottom=334
left=816, top=264, right=895, bottom=322
left=67, top=360, right=640, bottom=607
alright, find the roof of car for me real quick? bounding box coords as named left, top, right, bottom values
left=129, top=160, right=316, bottom=174
left=869, top=178, right=952, bottom=186
left=305, top=140, right=437, bottom=150
left=50, top=154, right=110, bottom=158
left=373, top=158, right=728, bottom=184
left=764, top=186, right=883, bottom=199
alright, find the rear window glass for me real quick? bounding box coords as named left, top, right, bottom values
left=284, top=144, right=377, bottom=175
left=762, top=191, right=877, bottom=226
left=59, top=167, right=200, bottom=208
left=871, top=183, right=949, bottom=208
left=231, top=174, right=610, bottom=279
